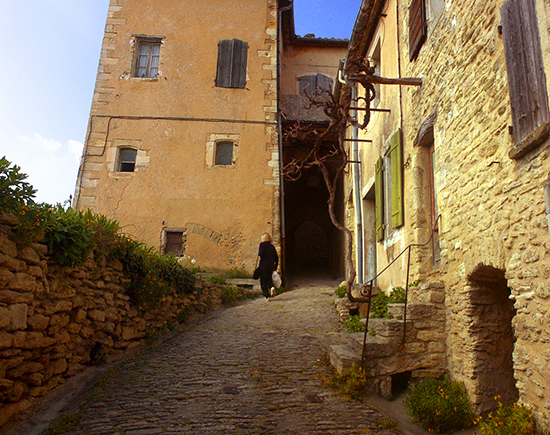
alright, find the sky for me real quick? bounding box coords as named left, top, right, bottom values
left=0, top=0, right=361, bottom=205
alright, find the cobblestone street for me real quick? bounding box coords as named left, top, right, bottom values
left=13, top=279, right=405, bottom=435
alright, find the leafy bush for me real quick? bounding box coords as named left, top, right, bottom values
left=207, top=275, right=226, bottom=285
left=112, top=236, right=195, bottom=307
left=343, top=315, right=365, bottom=333
left=335, top=284, right=347, bottom=298
left=43, top=206, right=96, bottom=267
left=477, top=400, right=540, bottom=435
left=0, top=157, right=36, bottom=213
left=371, top=286, right=407, bottom=318
left=404, top=376, right=475, bottom=433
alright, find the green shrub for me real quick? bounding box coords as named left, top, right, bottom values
left=404, top=376, right=475, bottom=433
left=112, top=236, right=195, bottom=307
left=477, top=400, right=541, bottom=435
left=343, top=315, right=365, bottom=333
left=371, top=286, right=407, bottom=318
left=335, top=284, right=347, bottom=298
left=0, top=157, right=36, bottom=213
left=207, top=275, right=226, bottom=285
left=43, top=206, right=96, bottom=267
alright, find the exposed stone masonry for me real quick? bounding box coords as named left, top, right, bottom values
left=0, top=214, right=225, bottom=429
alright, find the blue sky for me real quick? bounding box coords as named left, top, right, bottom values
left=0, top=0, right=361, bottom=205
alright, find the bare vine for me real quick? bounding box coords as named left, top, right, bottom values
left=283, top=55, right=422, bottom=300
left=283, top=57, right=377, bottom=301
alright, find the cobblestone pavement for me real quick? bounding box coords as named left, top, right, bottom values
left=23, top=279, right=404, bottom=435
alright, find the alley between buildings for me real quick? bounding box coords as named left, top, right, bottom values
left=8, top=279, right=418, bottom=435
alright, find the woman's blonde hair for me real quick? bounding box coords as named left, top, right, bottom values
left=261, top=233, right=272, bottom=242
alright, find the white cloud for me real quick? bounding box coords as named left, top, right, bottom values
left=68, top=139, right=84, bottom=159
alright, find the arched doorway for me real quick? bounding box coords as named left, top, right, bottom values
left=466, top=265, right=518, bottom=412
left=293, top=221, right=329, bottom=272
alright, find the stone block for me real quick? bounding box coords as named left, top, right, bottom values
left=17, top=247, right=40, bottom=264
left=8, top=304, right=28, bottom=331
left=0, top=256, right=24, bottom=272
left=88, top=310, right=106, bottom=322
left=0, top=234, right=17, bottom=257
left=328, top=344, right=361, bottom=375
left=0, top=307, right=10, bottom=329
left=0, top=268, right=15, bottom=287
left=0, top=290, right=33, bottom=304
left=9, top=273, right=36, bottom=291
left=27, top=314, right=49, bottom=331
left=0, top=332, right=13, bottom=349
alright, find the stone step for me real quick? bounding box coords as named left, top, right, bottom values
left=328, top=344, right=361, bottom=375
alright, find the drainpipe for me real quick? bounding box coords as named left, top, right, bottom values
left=277, top=1, right=293, bottom=282
left=338, top=67, right=364, bottom=284
left=545, top=173, right=550, bottom=235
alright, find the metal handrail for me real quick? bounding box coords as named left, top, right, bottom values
left=360, top=216, right=441, bottom=369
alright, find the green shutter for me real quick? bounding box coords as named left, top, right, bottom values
left=390, top=129, right=404, bottom=228
left=375, top=157, right=385, bottom=241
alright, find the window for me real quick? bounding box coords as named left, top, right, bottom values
left=215, top=141, right=234, bottom=166
left=409, top=0, right=427, bottom=61
left=164, top=230, right=184, bottom=256
left=216, top=39, right=248, bottom=88
left=501, top=0, right=550, bottom=159
left=414, top=110, right=440, bottom=268
left=118, top=148, right=137, bottom=172
left=369, top=39, right=381, bottom=107
left=375, top=129, right=404, bottom=241
left=298, top=74, right=333, bottom=97
left=134, top=39, right=161, bottom=78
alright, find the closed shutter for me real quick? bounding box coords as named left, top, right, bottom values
left=299, top=75, right=317, bottom=96
left=216, top=39, right=248, bottom=88
left=165, top=232, right=183, bottom=256
left=232, top=39, right=248, bottom=88
left=409, top=0, right=427, bottom=61
left=501, top=0, right=550, bottom=158
left=375, top=157, right=385, bottom=241
left=390, top=129, right=404, bottom=228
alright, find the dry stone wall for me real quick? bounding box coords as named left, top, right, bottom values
left=0, top=214, right=224, bottom=429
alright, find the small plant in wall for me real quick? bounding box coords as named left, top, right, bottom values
left=342, top=315, right=365, bottom=333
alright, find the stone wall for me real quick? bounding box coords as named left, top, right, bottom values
left=0, top=214, right=225, bottom=429
left=400, top=0, right=550, bottom=424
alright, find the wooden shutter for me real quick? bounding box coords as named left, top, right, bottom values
left=375, top=157, right=385, bottom=241
left=390, top=129, right=404, bottom=228
left=216, top=39, right=248, bottom=88
left=231, top=39, right=248, bottom=88
left=409, top=0, right=427, bottom=61
left=501, top=0, right=550, bottom=158
left=299, top=75, right=317, bottom=96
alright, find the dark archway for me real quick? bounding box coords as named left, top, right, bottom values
left=467, top=265, right=518, bottom=412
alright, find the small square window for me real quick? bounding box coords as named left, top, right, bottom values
left=118, top=148, right=137, bottom=172
left=135, top=40, right=161, bottom=78
left=165, top=231, right=183, bottom=256
left=215, top=141, right=233, bottom=166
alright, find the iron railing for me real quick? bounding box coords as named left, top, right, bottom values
left=358, top=216, right=441, bottom=369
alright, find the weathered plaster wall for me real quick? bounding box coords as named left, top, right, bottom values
left=400, top=0, right=550, bottom=423
left=0, top=214, right=225, bottom=429
left=75, top=0, right=280, bottom=272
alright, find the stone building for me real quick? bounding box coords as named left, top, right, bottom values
left=341, top=0, right=550, bottom=426
left=74, top=0, right=347, bottom=277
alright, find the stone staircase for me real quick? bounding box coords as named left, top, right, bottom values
left=329, top=282, right=447, bottom=397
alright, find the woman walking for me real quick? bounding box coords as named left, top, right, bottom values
left=258, top=233, right=278, bottom=299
